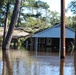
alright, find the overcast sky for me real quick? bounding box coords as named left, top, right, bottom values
left=41, top=0, right=73, bottom=16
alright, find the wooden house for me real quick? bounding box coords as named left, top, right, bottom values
left=25, top=24, right=75, bottom=53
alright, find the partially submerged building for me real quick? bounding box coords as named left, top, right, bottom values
left=25, top=24, right=75, bottom=53
left=0, top=27, right=29, bottom=49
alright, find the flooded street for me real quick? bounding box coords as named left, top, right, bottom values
left=0, top=50, right=75, bottom=75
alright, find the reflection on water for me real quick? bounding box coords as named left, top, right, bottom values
left=0, top=50, right=75, bottom=75
left=2, top=50, right=13, bottom=75
left=60, top=59, right=65, bottom=75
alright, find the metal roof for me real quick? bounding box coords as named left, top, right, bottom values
left=32, top=24, right=75, bottom=38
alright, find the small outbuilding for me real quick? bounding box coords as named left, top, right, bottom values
left=25, top=24, right=75, bottom=53
left=0, top=27, right=29, bottom=49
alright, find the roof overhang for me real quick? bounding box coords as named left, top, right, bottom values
left=32, top=24, right=75, bottom=39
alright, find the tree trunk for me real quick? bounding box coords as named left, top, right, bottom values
left=3, top=2, right=9, bottom=46
left=2, top=0, right=21, bottom=50
left=17, top=0, right=22, bottom=27
left=2, top=0, right=21, bottom=75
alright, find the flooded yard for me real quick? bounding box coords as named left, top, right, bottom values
left=0, top=50, right=75, bottom=75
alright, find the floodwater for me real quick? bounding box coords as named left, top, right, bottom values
left=0, top=50, right=76, bottom=75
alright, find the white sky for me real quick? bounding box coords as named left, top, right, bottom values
left=41, top=0, right=73, bottom=16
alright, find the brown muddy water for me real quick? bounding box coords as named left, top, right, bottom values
left=0, top=50, right=76, bottom=75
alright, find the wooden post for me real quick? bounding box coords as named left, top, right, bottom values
left=26, top=41, right=28, bottom=49
left=74, top=30, right=76, bottom=74
left=59, top=38, right=61, bottom=59
left=60, top=0, right=66, bottom=59
left=35, top=38, right=38, bottom=57
left=74, top=31, right=76, bottom=50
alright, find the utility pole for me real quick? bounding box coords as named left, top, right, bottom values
left=60, top=0, right=66, bottom=59
left=60, top=1, right=66, bottom=75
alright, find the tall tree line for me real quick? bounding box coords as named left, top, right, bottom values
left=0, top=0, right=76, bottom=30
left=0, top=0, right=61, bottom=29
left=67, top=0, right=76, bottom=29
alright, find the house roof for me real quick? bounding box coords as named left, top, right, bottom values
left=32, top=24, right=75, bottom=38
left=13, top=29, right=29, bottom=38
left=0, top=27, right=30, bottom=38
